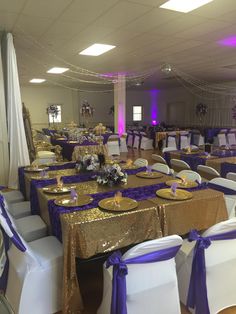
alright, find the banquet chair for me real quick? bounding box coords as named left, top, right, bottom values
left=162, top=147, right=177, bottom=153
left=0, top=195, right=47, bottom=242
left=120, top=133, right=128, bottom=153
left=0, top=211, right=63, bottom=314
left=192, top=131, right=204, bottom=147
left=133, top=131, right=141, bottom=149
left=140, top=132, right=153, bottom=150
left=179, top=131, right=190, bottom=149
left=151, top=163, right=172, bottom=175
left=176, top=218, right=236, bottom=314
left=1, top=190, right=24, bottom=204
left=227, top=132, right=236, bottom=146
left=209, top=178, right=236, bottom=218
left=177, top=170, right=202, bottom=184
left=151, top=154, right=167, bottom=164
left=214, top=132, right=227, bottom=147
left=106, top=135, right=120, bottom=156
left=197, top=165, right=220, bottom=181
left=166, top=132, right=177, bottom=150
left=170, top=159, right=190, bottom=174
left=127, top=131, right=134, bottom=148
left=0, top=192, right=31, bottom=219
left=133, top=158, right=148, bottom=168
left=97, top=235, right=183, bottom=314
left=226, top=172, right=236, bottom=182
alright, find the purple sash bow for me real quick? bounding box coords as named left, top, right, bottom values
left=187, top=229, right=236, bottom=314
left=207, top=182, right=236, bottom=195
left=0, top=195, right=26, bottom=292
left=106, top=245, right=181, bottom=314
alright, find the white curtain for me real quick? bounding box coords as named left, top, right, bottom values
left=0, top=38, right=9, bottom=186
left=6, top=33, right=30, bottom=189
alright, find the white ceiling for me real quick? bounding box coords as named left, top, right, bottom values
left=1, top=0, right=236, bottom=90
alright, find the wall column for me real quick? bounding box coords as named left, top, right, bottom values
left=114, top=74, right=126, bottom=135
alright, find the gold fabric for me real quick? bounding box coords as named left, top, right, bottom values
left=206, top=156, right=236, bottom=174
left=72, top=144, right=107, bottom=161
left=36, top=173, right=228, bottom=314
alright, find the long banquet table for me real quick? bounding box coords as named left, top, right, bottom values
left=27, top=166, right=228, bottom=314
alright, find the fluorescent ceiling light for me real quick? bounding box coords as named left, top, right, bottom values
left=47, top=67, right=69, bottom=74
left=79, top=43, right=116, bottom=56
left=160, top=0, right=214, bottom=13
left=29, top=78, right=46, bottom=83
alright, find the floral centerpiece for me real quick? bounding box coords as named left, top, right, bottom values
left=46, top=104, right=59, bottom=126
left=75, top=154, right=99, bottom=172
left=97, top=164, right=127, bottom=186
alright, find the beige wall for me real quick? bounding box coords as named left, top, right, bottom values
left=21, top=85, right=79, bottom=130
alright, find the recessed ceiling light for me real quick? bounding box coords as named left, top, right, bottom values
left=47, top=67, right=69, bottom=74
left=79, top=44, right=116, bottom=56
left=29, top=78, right=46, bottom=83
left=160, top=0, right=214, bottom=13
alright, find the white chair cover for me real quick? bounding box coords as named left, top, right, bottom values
left=197, top=165, right=220, bottom=181
left=133, top=158, right=148, bottom=168
left=170, top=159, right=190, bottom=173
left=176, top=218, right=236, bottom=314
left=209, top=178, right=236, bottom=218
left=98, top=235, right=183, bottom=314
left=151, top=154, right=167, bottom=164
left=151, top=163, right=171, bottom=175
left=106, top=135, right=120, bottom=156
left=140, top=132, right=153, bottom=150
left=177, top=170, right=202, bottom=183
left=227, top=133, right=236, bottom=146
left=226, top=172, right=236, bottom=182
left=120, top=134, right=128, bottom=153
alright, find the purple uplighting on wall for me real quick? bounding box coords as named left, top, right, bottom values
left=218, top=36, right=236, bottom=47
left=150, top=89, right=160, bottom=125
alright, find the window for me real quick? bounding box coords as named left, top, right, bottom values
left=48, top=104, right=62, bottom=123
left=133, top=106, right=142, bottom=121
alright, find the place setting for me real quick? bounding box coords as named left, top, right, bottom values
left=121, top=159, right=140, bottom=170
left=98, top=191, right=138, bottom=212
left=136, top=166, right=163, bottom=179
left=54, top=188, right=93, bottom=208
left=43, top=176, right=76, bottom=195
left=165, top=175, right=198, bottom=189
left=156, top=182, right=193, bottom=201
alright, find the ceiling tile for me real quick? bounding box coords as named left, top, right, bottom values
left=0, top=0, right=27, bottom=13
left=22, top=0, right=73, bottom=18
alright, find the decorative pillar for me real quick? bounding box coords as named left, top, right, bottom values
left=114, top=74, right=126, bottom=135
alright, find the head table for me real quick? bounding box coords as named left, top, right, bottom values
left=21, top=165, right=228, bottom=314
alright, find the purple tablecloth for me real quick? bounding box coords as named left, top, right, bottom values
left=51, top=139, right=98, bottom=161
left=221, top=162, right=236, bottom=178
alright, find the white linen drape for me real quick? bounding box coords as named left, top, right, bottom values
left=6, top=33, right=30, bottom=189
left=0, top=38, right=9, bottom=186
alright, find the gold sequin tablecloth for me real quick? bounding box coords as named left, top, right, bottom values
left=36, top=174, right=227, bottom=314
left=72, top=144, right=107, bottom=161
left=206, top=156, right=236, bottom=174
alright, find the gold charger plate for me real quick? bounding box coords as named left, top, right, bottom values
left=165, top=179, right=198, bottom=189
left=56, top=137, right=66, bottom=140
left=98, top=197, right=138, bottom=212
left=24, top=166, right=49, bottom=172
left=136, top=171, right=163, bottom=179
left=43, top=185, right=76, bottom=194
left=156, top=188, right=193, bottom=201
left=54, top=195, right=93, bottom=207
left=122, top=164, right=139, bottom=170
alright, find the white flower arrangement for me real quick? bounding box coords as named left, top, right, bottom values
left=97, top=164, right=127, bottom=186
left=75, top=154, right=99, bottom=172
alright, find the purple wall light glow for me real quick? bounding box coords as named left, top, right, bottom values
left=218, top=36, right=236, bottom=47
left=150, top=89, right=160, bottom=125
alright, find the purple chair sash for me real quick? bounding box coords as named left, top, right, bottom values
left=207, top=182, right=236, bottom=195
left=0, top=195, right=26, bottom=292
left=106, top=245, right=181, bottom=314
left=187, top=229, right=236, bottom=314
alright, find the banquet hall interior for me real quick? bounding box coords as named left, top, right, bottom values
left=1, top=0, right=236, bottom=313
